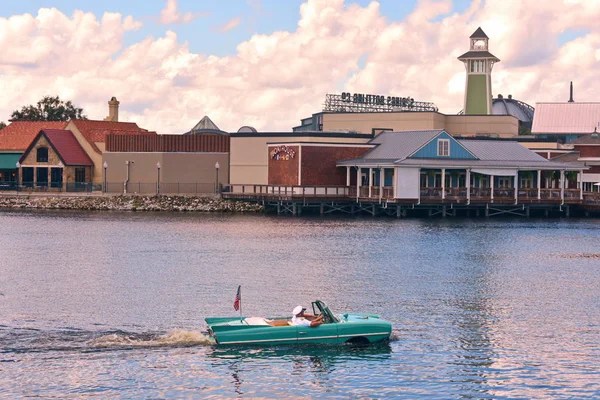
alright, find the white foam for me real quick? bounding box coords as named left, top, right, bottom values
left=89, top=329, right=215, bottom=348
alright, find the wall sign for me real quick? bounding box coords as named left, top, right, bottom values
left=270, top=145, right=296, bottom=161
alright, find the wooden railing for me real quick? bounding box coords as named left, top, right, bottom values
left=222, top=184, right=349, bottom=199
left=222, top=184, right=592, bottom=204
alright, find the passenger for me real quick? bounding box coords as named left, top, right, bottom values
left=291, top=305, right=323, bottom=327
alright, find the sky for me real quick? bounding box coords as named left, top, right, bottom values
left=1, top=0, right=599, bottom=134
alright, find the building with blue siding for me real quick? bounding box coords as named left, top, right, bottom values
left=337, top=130, right=585, bottom=204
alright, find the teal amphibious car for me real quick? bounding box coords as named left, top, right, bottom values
left=206, top=300, right=392, bottom=345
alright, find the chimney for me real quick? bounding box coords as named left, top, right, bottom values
left=568, top=81, right=574, bottom=103
left=104, top=97, right=120, bottom=122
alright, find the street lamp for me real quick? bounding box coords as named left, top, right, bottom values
left=156, top=161, right=161, bottom=195
left=103, top=161, right=108, bottom=193
left=215, top=162, right=220, bottom=194
left=15, top=161, right=20, bottom=191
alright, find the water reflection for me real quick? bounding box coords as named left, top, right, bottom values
left=208, top=343, right=393, bottom=396
left=1, top=211, right=600, bottom=398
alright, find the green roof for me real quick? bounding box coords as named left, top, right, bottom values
left=0, top=153, right=21, bottom=169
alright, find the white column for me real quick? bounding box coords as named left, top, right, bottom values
left=560, top=170, right=565, bottom=203
left=368, top=168, right=373, bottom=198
left=490, top=175, right=495, bottom=202
left=379, top=167, right=384, bottom=201
left=537, top=170, right=541, bottom=200
left=346, top=166, right=350, bottom=186
left=466, top=168, right=471, bottom=205
left=441, top=168, right=446, bottom=200
left=356, top=167, right=361, bottom=200
left=514, top=173, right=518, bottom=204
left=579, top=169, right=583, bottom=200
left=393, top=167, right=398, bottom=198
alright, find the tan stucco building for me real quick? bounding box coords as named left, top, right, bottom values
left=294, top=111, right=519, bottom=138
left=103, top=133, right=230, bottom=194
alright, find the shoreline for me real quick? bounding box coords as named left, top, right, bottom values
left=0, top=195, right=264, bottom=213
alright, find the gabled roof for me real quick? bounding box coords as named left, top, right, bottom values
left=0, top=121, right=68, bottom=151
left=358, top=130, right=445, bottom=161
left=337, top=131, right=580, bottom=170
left=532, top=103, right=600, bottom=134
left=19, top=129, right=93, bottom=166
left=470, top=27, right=488, bottom=39
left=69, top=120, right=156, bottom=153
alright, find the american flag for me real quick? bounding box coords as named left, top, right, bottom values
left=233, top=285, right=241, bottom=311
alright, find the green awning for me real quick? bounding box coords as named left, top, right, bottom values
left=0, top=153, right=21, bottom=169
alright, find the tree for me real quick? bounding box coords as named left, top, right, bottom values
left=0, top=121, right=6, bottom=130
left=10, top=96, right=87, bottom=121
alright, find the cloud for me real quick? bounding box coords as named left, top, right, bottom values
left=1, top=0, right=600, bottom=134
left=219, top=17, right=242, bottom=33
left=159, top=0, right=205, bottom=24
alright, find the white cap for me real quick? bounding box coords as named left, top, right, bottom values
left=293, top=305, right=304, bottom=316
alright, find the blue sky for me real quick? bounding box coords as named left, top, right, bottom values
left=2, top=0, right=475, bottom=56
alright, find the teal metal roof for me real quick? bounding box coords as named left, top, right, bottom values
left=0, top=153, right=21, bottom=169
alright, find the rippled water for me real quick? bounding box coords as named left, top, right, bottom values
left=1, top=210, right=599, bottom=398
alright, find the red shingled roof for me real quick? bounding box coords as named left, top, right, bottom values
left=0, top=121, right=68, bottom=151
left=19, top=129, right=93, bottom=166
left=69, top=120, right=156, bottom=154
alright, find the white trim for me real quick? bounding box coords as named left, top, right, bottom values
left=267, top=143, right=375, bottom=148
left=437, top=139, right=450, bottom=157
left=298, top=145, right=302, bottom=186
left=218, top=331, right=391, bottom=345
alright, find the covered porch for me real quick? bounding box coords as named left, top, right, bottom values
left=344, top=166, right=585, bottom=204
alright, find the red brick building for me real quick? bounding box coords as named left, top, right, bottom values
left=267, top=143, right=373, bottom=186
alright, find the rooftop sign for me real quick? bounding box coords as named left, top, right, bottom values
left=323, top=93, right=438, bottom=113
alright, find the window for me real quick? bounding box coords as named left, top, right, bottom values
left=22, top=167, right=34, bottom=187
left=470, top=60, right=486, bottom=73
left=36, top=167, right=48, bottom=186
left=498, top=177, right=511, bottom=188
left=520, top=176, right=533, bottom=189
left=75, top=168, right=86, bottom=183
left=437, top=139, right=450, bottom=157
left=37, top=147, right=48, bottom=162
left=51, top=168, right=63, bottom=188
left=420, top=174, right=427, bottom=188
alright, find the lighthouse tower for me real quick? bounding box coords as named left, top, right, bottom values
left=458, top=28, right=499, bottom=115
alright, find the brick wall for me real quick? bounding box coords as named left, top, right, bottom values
left=268, top=146, right=299, bottom=185
left=301, top=146, right=371, bottom=186
left=106, top=134, right=230, bottom=153
left=587, top=165, right=600, bottom=173
left=574, top=145, right=600, bottom=158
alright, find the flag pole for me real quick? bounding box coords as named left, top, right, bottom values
left=239, top=286, right=243, bottom=323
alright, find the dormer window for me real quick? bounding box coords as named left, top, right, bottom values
left=437, top=139, right=450, bottom=157
left=37, top=147, right=48, bottom=162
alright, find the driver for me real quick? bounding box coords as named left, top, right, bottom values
left=291, top=306, right=323, bottom=327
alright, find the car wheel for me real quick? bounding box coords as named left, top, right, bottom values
left=346, top=336, right=369, bottom=345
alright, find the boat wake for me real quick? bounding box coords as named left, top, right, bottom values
left=88, top=329, right=215, bottom=348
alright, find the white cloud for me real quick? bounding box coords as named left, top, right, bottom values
left=159, top=0, right=204, bottom=25
left=1, top=0, right=600, bottom=134
left=219, top=17, right=241, bottom=33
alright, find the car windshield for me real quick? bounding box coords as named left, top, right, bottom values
left=314, top=301, right=339, bottom=323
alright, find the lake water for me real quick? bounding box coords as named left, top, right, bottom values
left=1, top=210, right=599, bottom=399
